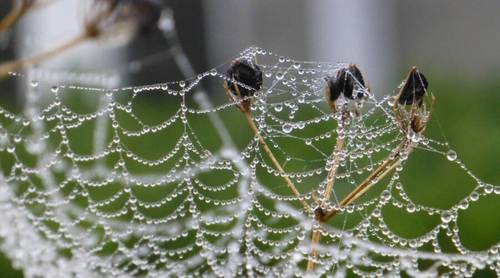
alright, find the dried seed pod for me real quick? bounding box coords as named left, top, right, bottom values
left=325, top=64, right=366, bottom=112
left=314, top=206, right=327, bottom=222
left=225, top=59, right=263, bottom=98
left=326, top=64, right=365, bottom=101
left=342, top=64, right=365, bottom=99
left=397, top=67, right=428, bottom=105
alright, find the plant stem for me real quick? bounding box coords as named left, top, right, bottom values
left=306, top=228, right=322, bottom=271
left=306, top=95, right=435, bottom=271
left=323, top=137, right=346, bottom=203
left=305, top=142, right=409, bottom=272
left=322, top=142, right=412, bottom=222
left=243, top=110, right=311, bottom=213
left=0, top=32, right=89, bottom=79
left=0, top=0, right=56, bottom=32
left=321, top=96, right=435, bottom=220
left=306, top=127, right=346, bottom=271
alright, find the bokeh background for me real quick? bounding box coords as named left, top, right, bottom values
left=0, top=0, right=499, bottom=277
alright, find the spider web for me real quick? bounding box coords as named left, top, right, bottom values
left=0, top=47, right=498, bottom=278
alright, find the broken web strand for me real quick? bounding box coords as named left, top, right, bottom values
left=0, top=47, right=498, bottom=277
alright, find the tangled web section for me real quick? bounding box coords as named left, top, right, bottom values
left=0, top=47, right=498, bottom=277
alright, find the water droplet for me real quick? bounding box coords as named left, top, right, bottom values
left=387, top=99, right=395, bottom=107
left=458, top=200, right=469, bottom=210
left=51, top=86, right=59, bottom=93
left=406, top=204, right=416, bottom=213
left=409, top=130, right=422, bottom=143
left=274, top=104, right=283, bottom=112
left=372, top=208, right=381, bottom=217
left=380, top=190, right=391, bottom=201
left=282, top=123, right=293, bottom=133
left=441, top=211, right=453, bottom=223
left=446, top=150, right=457, bottom=161
left=470, top=192, right=480, bottom=201
left=31, top=80, right=39, bottom=87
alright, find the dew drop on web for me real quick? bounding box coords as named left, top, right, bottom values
left=282, top=123, right=293, bottom=133
left=446, top=149, right=457, bottom=161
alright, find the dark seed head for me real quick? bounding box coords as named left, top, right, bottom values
left=326, top=64, right=365, bottom=102
left=226, top=59, right=263, bottom=98
left=314, top=206, right=327, bottom=222
left=397, top=67, right=428, bottom=105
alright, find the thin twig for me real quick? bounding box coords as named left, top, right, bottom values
left=0, top=2, right=29, bottom=32
left=306, top=94, right=434, bottom=271
left=323, top=94, right=435, bottom=222
left=323, top=137, right=346, bottom=203
left=306, top=228, right=322, bottom=271
left=0, top=0, right=56, bottom=33
left=304, top=143, right=410, bottom=272
left=0, top=32, right=89, bottom=79
left=322, top=138, right=416, bottom=221
left=306, top=121, right=346, bottom=271
left=225, top=76, right=311, bottom=213
left=243, top=111, right=311, bottom=213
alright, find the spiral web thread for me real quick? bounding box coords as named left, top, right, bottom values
left=0, top=47, right=498, bottom=277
